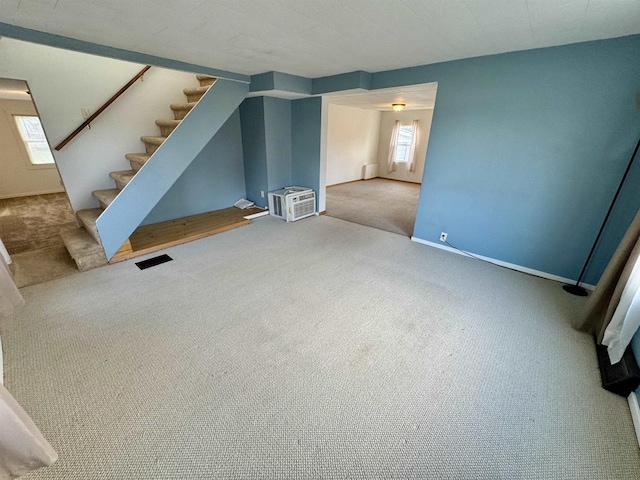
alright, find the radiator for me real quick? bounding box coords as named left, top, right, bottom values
left=362, top=163, right=379, bottom=180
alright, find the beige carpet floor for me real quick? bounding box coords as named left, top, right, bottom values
left=1, top=216, right=639, bottom=479
left=11, top=245, right=78, bottom=288
left=326, top=178, right=421, bottom=237
left=0, top=193, right=78, bottom=286
left=0, top=193, right=77, bottom=254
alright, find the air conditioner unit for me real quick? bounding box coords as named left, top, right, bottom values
left=268, top=186, right=316, bottom=222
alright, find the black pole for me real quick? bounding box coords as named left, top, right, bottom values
left=563, top=138, right=640, bottom=296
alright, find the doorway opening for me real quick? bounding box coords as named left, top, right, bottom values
left=0, top=78, right=77, bottom=287
left=323, top=83, right=437, bottom=237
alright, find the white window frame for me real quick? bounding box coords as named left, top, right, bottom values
left=11, top=114, right=56, bottom=169
left=394, top=123, right=414, bottom=163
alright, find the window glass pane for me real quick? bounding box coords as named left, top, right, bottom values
left=394, top=124, right=413, bottom=163
left=397, top=125, right=413, bottom=144
left=16, top=116, right=46, bottom=141
left=14, top=115, right=55, bottom=165
left=26, top=141, right=56, bottom=165
left=395, top=145, right=409, bottom=162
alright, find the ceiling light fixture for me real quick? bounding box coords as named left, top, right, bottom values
left=392, top=103, right=405, bottom=112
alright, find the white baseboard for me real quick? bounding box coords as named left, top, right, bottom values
left=243, top=210, right=269, bottom=220
left=628, top=392, right=640, bottom=449
left=0, top=188, right=65, bottom=200
left=410, top=236, right=595, bottom=290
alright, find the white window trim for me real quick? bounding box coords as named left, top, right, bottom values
left=5, top=111, right=57, bottom=170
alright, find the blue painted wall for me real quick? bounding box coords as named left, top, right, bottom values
left=6, top=20, right=639, bottom=284
left=239, top=96, right=293, bottom=207
left=580, top=155, right=640, bottom=284
left=239, top=97, right=269, bottom=207
left=264, top=97, right=292, bottom=191
left=250, top=71, right=312, bottom=95
left=291, top=97, right=322, bottom=208
left=96, top=78, right=248, bottom=259
left=312, top=70, right=371, bottom=94
left=272, top=72, right=312, bottom=95
left=142, top=110, right=245, bottom=225
left=379, top=36, right=640, bottom=284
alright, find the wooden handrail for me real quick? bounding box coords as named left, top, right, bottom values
left=54, top=65, right=151, bottom=151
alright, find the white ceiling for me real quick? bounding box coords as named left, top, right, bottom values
left=0, top=77, right=30, bottom=100
left=328, top=83, right=438, bottom=111
left=1, top=0, right=639, bottom=78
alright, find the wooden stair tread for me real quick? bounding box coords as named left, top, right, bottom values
left=110, top=206, right=263, bottom=263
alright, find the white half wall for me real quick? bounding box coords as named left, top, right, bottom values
left=0, top=98, right=64, bottom=199
left=0, top=38, right=200, bottom=212
left=376, top=109, right=434, bottom=184
left=326, top=103, right=381, bottom=186
left=319, top=96, right=329, bottom=213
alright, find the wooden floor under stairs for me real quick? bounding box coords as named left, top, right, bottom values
left=110, top=206, right=265, bottom=263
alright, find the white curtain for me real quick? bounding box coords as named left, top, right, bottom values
left=0, top=384, right=58, bottom=479
left=0, top=245, right=22, bottom=322
left=407, top=119, right=420, bottom=172
left=0, top=243, right=57, bottom=478
left=602, top=255, right=640, bottom=363
left=387, top=120, right=400, bottom=173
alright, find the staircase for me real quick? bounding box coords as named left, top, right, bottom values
left=61, top=74, right=216, bottom=271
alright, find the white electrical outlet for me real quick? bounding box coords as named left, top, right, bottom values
left=440, top=232, right=448, bottom=242
left=261, top=191, right=265, bottom=198
left=81, top=108, right=91, bottom=119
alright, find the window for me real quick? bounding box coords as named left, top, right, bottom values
left=13, top=115, right=55, bottom=165
left=394, top=124, right=414, bottom=163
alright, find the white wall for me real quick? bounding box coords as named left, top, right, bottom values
left=0, top=38, right=200, bottom=212
left=326, top=103, right=381, bottom=186
left=0, top=98, right=64, bottom=199
left=376, top=109, right=434, bottom=184
left=318, top=96, right=329, bottom=213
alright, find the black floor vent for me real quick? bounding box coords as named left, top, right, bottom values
left=135, top=254, right=173, bottom=270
